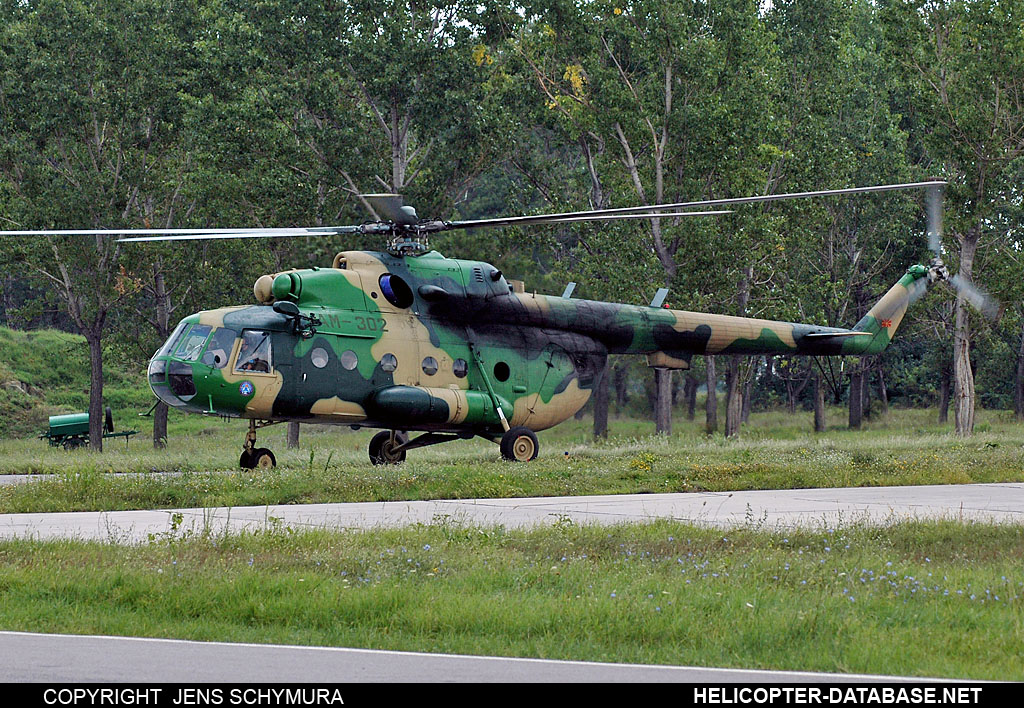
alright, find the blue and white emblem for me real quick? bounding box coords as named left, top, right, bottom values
left=239, top=381, right=254, bottom=397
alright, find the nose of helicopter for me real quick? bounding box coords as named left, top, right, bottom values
left=148, top=356, right=201, bottom=409
left=147, top=318, right=243, bottom=414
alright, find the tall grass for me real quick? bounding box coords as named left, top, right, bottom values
left=2, top=408, right=1022, bottom=513
left=1, top=520, right=1020, bottom=679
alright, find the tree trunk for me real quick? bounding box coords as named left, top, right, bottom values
left=152, top=266, right=171, bottom=449
left=705, top=356, right=718, bottom=434
left=1016, top=319, right=1024, bottom=422
left=87, top=331, right=104, bottom=452
left=861, top=363, right=871, bottom=419
left=684, top=374, right=697, bottom=421
left=724, top=360, right=741, bottom=438
left=938, top=361, right=952, bottom=423
left=287, top=422, right=300, bottom=449
left=613, top=362, right=629, bottom=412
left=593, top=360, right=610, bottom=439
left=153, top=402, right=168, bottom=449
left=876, top=363, right=889, bottom=416
left=848, top=363, right=863, bottom=430
left=953, top=231, right=979, bottom=436
left=814, top=371, right=827, bottom=432
left=741, top=377, right=753, bottom=424
left=786, top=378, right=796, bottom=414
left=725, top=356, right=743, bottom=437
left=654, top=368, right=672, bottom=434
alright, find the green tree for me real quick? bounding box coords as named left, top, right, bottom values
left=0, top=0, right=203, bottom=449
left=769, top=0, right=916, bottom=430
left=519, top=0, right=781, bottom=435
left=882, top=0, right=1024, bottom=435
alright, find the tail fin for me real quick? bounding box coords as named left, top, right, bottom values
left=843, top=265, right=930, bottom=355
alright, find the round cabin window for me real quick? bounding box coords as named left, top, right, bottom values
left=340, top=350, right=358, bottom=370
left=493, top=362, right=510, bottom=382
left=453, top=358, right=468, bottom=378
left=379, top=274, right=414, bottom=309
left=421, top=356, right=438, bottom=376
left=310, top=347, right=329, bottom=369
left=380, top=353, right=398, bottom=373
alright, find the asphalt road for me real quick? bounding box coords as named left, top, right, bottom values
left=1, top=482, right=1021, bottom=542
left=0, top=631, right=947, bottom=683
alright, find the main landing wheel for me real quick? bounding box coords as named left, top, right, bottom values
left=240, top=447, right=276, bottom=469
left=500, top=426, right=539, bottom=462
left=369, top=431, right=408, bottom=465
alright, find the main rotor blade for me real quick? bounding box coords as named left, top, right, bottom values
left=361, top=194, right=419, bottom=226
left=116, top=226, right=363, bottom=242
left=0, top=227, right=327, bottom=237
left=446, top=180, right=947, bottom=232
left=544, top=210, right=733, bottom=224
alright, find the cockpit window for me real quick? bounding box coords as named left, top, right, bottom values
left=235, top=330, right=273, bottom=373
left=175, top=324, right=213, bottom=361
left=157, top=320, right=190, bottom=357
left=201, top=327, right=237, bottom=369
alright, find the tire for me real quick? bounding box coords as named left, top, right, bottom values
left=252, top=448, right=277, bottom=469
left=63, top=437, right=85, bottom=451
left=241, top=448, right=276, bottom=469
left=368, top=430, right=408, bottom=465
left=500, top=426, right=539, bottom=462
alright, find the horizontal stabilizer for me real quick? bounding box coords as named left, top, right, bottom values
left=802, top=332, right=873, bottom=339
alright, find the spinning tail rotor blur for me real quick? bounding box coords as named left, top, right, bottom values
left=922, top=182, right=1000, bottom=320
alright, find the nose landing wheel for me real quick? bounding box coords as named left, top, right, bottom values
left=239, top=419, right=278, bottom=469
left=240, top=447, right=277, bottom=469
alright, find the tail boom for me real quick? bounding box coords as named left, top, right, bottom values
left=523, top=265, right=930, bottom=362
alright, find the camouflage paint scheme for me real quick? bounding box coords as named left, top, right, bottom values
left=147, top=251, right=929, bottom=438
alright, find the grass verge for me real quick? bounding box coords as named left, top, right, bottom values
left=1, top=519, right=1020, bottom=679
left=2, top=408, right=1023, bottom=513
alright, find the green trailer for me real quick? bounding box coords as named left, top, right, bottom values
left=39, top=407, right=138, bottom=450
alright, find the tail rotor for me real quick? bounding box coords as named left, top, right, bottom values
left=923, top=182, right=999, bottom=320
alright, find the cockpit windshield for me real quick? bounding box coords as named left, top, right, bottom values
left=175, top=324, right=213, bottom=361
left=235, top=330, right=272, bottom=373
left=201, top=327, right=237, bottom=369
left=157, top=320, right=190, bottom=357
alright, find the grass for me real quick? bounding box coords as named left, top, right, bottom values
left=0, top=326, right=151, bottom=438
left=1, top=519, right=1021, bottom=679
left=4, top=331, right=1021, bottom=680
left=1, top=407, right=1022, bottom=513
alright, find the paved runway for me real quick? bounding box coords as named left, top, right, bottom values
left=1, top=482, right=1021, bottom=542
left=0, top=631, right=947, bottom=683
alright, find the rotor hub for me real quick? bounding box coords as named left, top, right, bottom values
left=386, top=235, right=430, bottom=256
left=927, top=257, right=949, bottom=283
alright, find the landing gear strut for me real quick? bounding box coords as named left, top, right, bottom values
left=364, top=427, right=540, bottom=464
left=240, top=419, right=278, bottom=469
left=366, top=430, right=478, bottom=465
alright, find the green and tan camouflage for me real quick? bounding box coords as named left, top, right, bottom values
left=6, top=180, right=988, bottom=464
left=146, top=249, right=933, bottom=463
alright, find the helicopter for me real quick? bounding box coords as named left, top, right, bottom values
left=0, top=180, right=996, bottom=468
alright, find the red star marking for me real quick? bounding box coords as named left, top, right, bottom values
left=880, top=318, right=893, bottom=328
